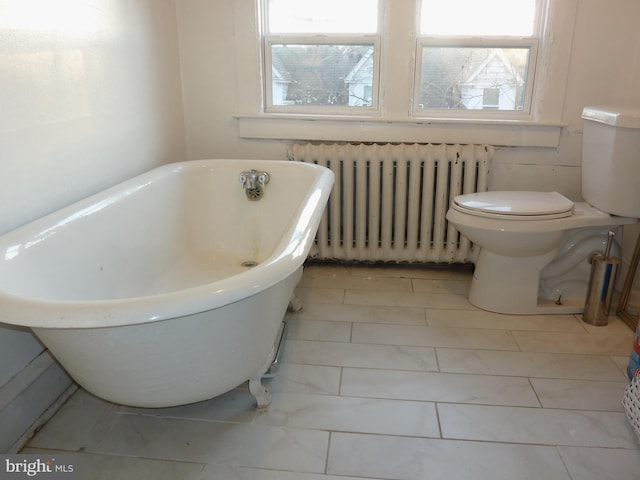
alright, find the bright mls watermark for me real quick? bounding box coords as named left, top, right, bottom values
left=1, top=455, right=77, bottom=479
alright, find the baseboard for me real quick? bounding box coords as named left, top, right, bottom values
left=0, top=351, right=75, bottom=453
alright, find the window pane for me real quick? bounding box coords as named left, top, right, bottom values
left=482, top=88, right=500, bottom=109
left=421, top=0, right=537, bottom=36
left=270, top=44, right=375, bottom=107
left=267, top=0, right=378, bottom=34
left=417, top=46, right=530, bottom=111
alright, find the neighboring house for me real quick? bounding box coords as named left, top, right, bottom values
left=270, top=45, right=372, bottom=106
left=343, top=47, right=526, bottom=111
left=344, top=49, right=374, bottom=106
left=271, top=53, right=294, bottom=105
left=418, top=47, right=527, bottom=111
left=457, top=49, right=526, bottom=110
left=270, top=44, right=526, bottom=111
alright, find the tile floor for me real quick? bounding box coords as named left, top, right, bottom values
left=23, top=264, right=640, bottom=479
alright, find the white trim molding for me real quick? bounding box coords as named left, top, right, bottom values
left=232, top=0, right=575, bottom=148
left=236, top=114, right=564, bottom=147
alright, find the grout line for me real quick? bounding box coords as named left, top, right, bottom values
left=527, top=377, right=544, bottom=409
left=434, top=347, right=442, bottom=372
left=324, top=431, right=332, bottom=475
left=434, top=402, right=443, bottom=439
left=554, top=445, right=575, bottom=480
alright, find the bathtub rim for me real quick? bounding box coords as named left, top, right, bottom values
left=0, top=159, right=334, bottom=329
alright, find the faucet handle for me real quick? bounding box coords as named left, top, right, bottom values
left=239, top=172, right=249, bottom=189
left=257, top=171, right=270, bottom=188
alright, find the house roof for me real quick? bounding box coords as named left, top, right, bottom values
left=271, top=52, right=294, bottom=83
left=344, top=49, right=374, bottom=83
left=461, top=49, right=525, bottom=86
left=270, top=45, right=372, bottom=105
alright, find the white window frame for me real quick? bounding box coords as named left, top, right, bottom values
left=233, top=0, right=577, bottom=147
left=264, top=35, right=381, bottom=115
left=412, top=37, right=539, bottom=119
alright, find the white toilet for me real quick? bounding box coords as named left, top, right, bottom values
left=446, top=106, right=640, bottom=314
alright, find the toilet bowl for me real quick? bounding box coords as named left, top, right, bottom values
left=446, top=106, right=640, bottom=315
left=446, top=192, right=636, bottom=314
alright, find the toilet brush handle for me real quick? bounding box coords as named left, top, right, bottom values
left=604, top=230, right=615, bottom=259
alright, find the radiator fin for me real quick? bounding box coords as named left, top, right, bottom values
left=288, top=142, right=493, bottom=263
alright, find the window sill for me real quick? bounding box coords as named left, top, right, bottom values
left=235, top=114, right=565, bottom=147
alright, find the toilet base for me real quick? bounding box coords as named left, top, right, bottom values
left=468, top=249, right=585, bottom=315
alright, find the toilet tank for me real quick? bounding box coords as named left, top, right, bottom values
left=581, top=106, right=640, bottom=218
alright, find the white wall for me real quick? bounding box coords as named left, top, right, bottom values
left=176, top=0, right=291, bottom=160
left=176, top=0, right=640, bottom=199
left=0, top=0, right=185, bottom=451
left=175, top=0, right=640, bottom=297
left=490, top=0, right=640, bottom=199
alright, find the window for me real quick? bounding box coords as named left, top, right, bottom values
left=263, top=0, right=379, bottom=114
left=237, top=0, right=574, bottom=146
left=483, top=88, right=501, bottom=110
left=415, top=0, right=539, bottom=116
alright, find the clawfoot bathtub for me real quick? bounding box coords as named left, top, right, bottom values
left=0, top=159, right=334, bottom=408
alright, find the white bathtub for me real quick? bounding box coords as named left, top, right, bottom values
left=0, top=159, right=334, bottom=408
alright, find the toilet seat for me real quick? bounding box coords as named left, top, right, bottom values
left=452, top=191, right=574, bottom=220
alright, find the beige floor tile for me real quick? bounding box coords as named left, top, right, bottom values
left=579, top=314, right=636, bottom=334
left=254, top=392, right=440, bottom=437
left=266, top=363, right=342, bottom=395
left=345, top=290, right=474, bottom=309
left=287, top=319, right=352, bottom=342
left=199, top=464, right=381, bottom=480
left=611, top=355, right=633, bottom=378
left=120, top=386, right=258, bottom=424
left=296, top=302, right=427, bottom=325
left=513, top=331, right=634, bottom=355
left=298, top=274, right=412, bottom=291
left=412, top=278, right=470, bottom=295
left=340, top=368, right=540, bottom=407
left=427, top=308, right=586, bottom=332
left=27, top=389, right=118, bottom=451
left=283, top=339, right=438, bottom=371
left=87, top=414, right=329, bottom=473
left=294, top=286, right=344, bottom=304
left=557, top=446, right=640, bottom=480
left=530, top=378, right=628, bottom=411
left=327, top=432, right=571, bottom=480
left=347, top=265, right=473, bottom=280
left=439, top=403, right=638, bottom=448
left=352, top=323, right=519, bottom=350
left=437, top=348, right=628, bottom=380
left=22, top=450, right=206, bottom=480
left=301, top=265, right=352, bottom=278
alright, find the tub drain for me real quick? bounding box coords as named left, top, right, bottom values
left=241, top=260, right=259, bottom=268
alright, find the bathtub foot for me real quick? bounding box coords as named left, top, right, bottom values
left=288, top=295, right=304, bottom=312
left=249, top=377, right=272, bottom=408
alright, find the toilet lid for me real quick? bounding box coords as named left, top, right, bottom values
left=452, top=191, right=574, bottom=219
